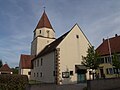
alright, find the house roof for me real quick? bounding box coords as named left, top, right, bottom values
left=35, top=11, right=53, bottom=30
left=33, top=30, right=70, bottom=60
left=20, top=54, right=34, bottom=69
left=0, top=64, right=12, bottom=72
left=96, top=35, right=120, bottom=56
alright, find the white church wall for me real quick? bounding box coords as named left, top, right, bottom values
left=36, top=37, right=55, bottom=55
left=31, top=52, right=55, bottom=83
left=57, top=24, right=91, bottom=84
left=31, top=38, right=37, bottom=55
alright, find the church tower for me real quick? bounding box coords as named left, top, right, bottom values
left=31, top=11, right=55, bottom=56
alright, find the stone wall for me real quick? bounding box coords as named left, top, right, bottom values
left=87, top=78, right=120, bottom=90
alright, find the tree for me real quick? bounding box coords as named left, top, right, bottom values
left=0, top=59, right=3, bottom=68
left=112, top=53, right=120, bottom=77
left=11, top=67, right=19, bottom=74
left=82, top=46, right=100, bottom=79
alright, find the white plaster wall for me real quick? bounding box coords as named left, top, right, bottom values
left=21, top=69, right=31, bottom=79
left=31, top=39, right=37, bottom=55
left=35, top=27, right=55, bottom=39
left=57, top=24, right=91, bottom=84
left=36, top=37, right=55, bottom=55
left=31, top=52, right=55, bottom=83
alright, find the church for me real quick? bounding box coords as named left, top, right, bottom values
left=19, top=10, right=91, bottom=84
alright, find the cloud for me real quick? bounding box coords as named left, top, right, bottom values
left=87, top=11, right=120, bottom=47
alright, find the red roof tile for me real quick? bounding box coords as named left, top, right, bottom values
left=35, top=11, right=53, bottom=30
left=0, top=64, right=12, bottom=72
left=20, top=54, right=34, bottom=69
left=96, top=35, right=120, bottom=56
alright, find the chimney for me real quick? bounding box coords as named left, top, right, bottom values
left=115, top=34, right=118, bottom=37
left=103, top=38, right=105, bottom=42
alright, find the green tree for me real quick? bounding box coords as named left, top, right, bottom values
left=11, top=67, right=19, bottom=74
left=112, top=53, right=120, bottom=77
left=0, top=59, right=3, bottom=68
left=82, top=46, right=100, bottom=79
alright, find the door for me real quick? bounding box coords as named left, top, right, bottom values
left=100, top=69, right=104, bottom=78
left=77, top=74, right=86, bottom=83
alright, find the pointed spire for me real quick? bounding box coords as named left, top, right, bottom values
left=36, top=10, right=53, bottom=29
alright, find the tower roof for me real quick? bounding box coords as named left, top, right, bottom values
left=35, top=11, right=53, bottom=29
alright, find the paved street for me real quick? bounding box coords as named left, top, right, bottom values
left=26, top=83, right=87, bottom=90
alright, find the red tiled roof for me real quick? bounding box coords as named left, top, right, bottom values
left=20, top=54, right=34, bottom=69
left=35, top=11, right=53, bottom=30
left=0, top=64, right=12, bottom=72
left=96, top=35, right=120, bottom=56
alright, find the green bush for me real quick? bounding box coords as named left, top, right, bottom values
left=0, top=74, right=28, bottom=90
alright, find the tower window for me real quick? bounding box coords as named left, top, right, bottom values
left=40, top=30, right=41, bottom=34
left=47, top=30, right=50, bottom=37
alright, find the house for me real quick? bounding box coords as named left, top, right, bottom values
left=19, top=54, right=34, bottom=79
left=96, top=34, right=120, bottom=78
left=0, top=64, right=13, bottom=74
left=30, top=10, right=91, bottom=84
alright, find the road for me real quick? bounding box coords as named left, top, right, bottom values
left=26, top=83, right=87, bottom=90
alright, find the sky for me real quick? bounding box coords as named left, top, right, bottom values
left=0, top=0, right=120, bottom=68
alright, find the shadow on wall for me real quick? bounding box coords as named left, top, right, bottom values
left=61, top=77, right=76, bottom=84
left=62, top=77, right=71, bottom=84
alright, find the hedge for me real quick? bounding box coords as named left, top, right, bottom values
left=0, top=74, right=28, bottom=90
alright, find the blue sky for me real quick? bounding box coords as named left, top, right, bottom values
left=0, top=0, right=120, bottom=67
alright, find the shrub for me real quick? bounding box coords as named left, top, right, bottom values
left=0, top=74, right=28, bottom=90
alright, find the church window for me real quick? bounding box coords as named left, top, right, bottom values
left=41, top=58, right=43, bottom=66
left=37, top=59, right=39, bottom=67
left=47, top=30, right=50, bottom=37
left=53, top=71, right=56, bottom=76
left=40, top=72, right=42, bottom=77
left=76, top=35, right=79, bottom=39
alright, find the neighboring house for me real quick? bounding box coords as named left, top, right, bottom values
left=0, top=64, right=13, bottom=74
left=30, top=11, right=91, bottom=84
left=19, top=54, right=34, bottom=79
left=96, top=34, right=120, bottom=78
